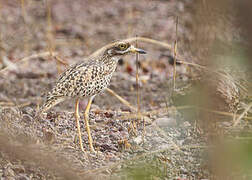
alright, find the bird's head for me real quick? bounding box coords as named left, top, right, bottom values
left=105, top=41, right=146, bottom=57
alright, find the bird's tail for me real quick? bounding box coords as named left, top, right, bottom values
left=36, top=95, right=65, bottom=116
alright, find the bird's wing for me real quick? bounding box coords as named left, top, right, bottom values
left=57, top=61, right=86, bottom=83
left=50, top=61, right=107, bottom=96
left=40, top=60, right=110, bottom=113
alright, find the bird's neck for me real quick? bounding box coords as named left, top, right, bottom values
left=103, top=54, right=120, bottom=66
left=95, top=54, right=119, bottom=74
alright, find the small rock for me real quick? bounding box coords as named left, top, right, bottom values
left=183, top=121, right=191, bottom=127
left=155, top=117, right=177, bottom=127
left=132, top=136, right=143, bottom=145
left=42, top=129, right=55, bottom=144
left=180, top=166, right=188, bottom=174
left=91, top=104, right=100, bottom=110
left=12, top=164, right=25, bottom=174
left=160, top=103, right=167, bottom=107
left=2, top=56, right=18, bottom=71
left=221, top=121, right=231, bottom=126
left=3, top=164, right=15, bottom=177
left=143, top=116, right=152, bottom=124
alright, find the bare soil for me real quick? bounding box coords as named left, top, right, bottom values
left=0, top=0, right=212, bottom=179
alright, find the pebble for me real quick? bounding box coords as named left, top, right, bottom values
left=183, top=121, right=191, bottom=127
left=12, top=165, right=25, bottom=174
left=3, top=165, right=15, bottom=178
left=143, top=116, right=152, bottom=124
left=160, top=103, right=167, bottom=107
left=132, top=136, right=143, bottom=145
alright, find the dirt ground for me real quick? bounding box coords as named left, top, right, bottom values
left=1, top=0, right=249, bottom=179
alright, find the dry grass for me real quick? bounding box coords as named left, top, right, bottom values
left=0, top=130, right=83, bottom=180
left=173, top=16, right=179, bottom=90
left=0, top=1, right=251, bottom=179
left=80, top=144, right=207, bottom=176
left=0, top=36, right=248, bottom=122
left=233, top=102, right=252, bottom=126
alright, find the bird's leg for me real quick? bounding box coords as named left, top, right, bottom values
left=106, top=88, right=137, bottom=112
left=75, top=98, right=85, bottom=152
left=84, top=95, right=95, bottom=153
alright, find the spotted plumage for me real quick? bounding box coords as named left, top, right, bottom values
left=39, top=41, right=146, bottom=114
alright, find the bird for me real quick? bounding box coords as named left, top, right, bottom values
left=38, top=40, right=146, bottom=152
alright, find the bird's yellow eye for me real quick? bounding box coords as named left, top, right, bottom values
left=118, top=43, right=127, bottom=50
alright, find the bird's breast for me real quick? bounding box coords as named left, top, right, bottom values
left=73, top=73, right=113, bottom=98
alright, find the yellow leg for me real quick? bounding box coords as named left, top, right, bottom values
left=75, top=98, right=85, bottom=152
left=106, top=88, right=137, bottom=112
left=84, top=96, right=95, bottom=153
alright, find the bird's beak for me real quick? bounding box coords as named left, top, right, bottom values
left=129, top=45, right=147, bottom=54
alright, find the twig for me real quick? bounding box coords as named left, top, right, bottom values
left=134, top=36, right=141, bottom=135
left=0, top=51, right=58, bottom=75
left=233, top=102, right=252, bottom=127
left=46, top=0, right=61, bottom=75
left=16, top=102, right=31, bottom=108
left=20, top=0, right=27, bottom=24
left=53, top=55, right=69, bottom=66
left=0, top=101, right=31, bottom=108
left=196, top=106, right=252, bottom=120
left=119, top=105, right=194, bottom=121
left=135, top=36, right=141, bottom=116
left=234, top=136, right=252, bottom=140
left=0, top=28, right=3, bottom=66
left=119, top=105, right=252, bottom=121
left=105, top=88, right=137, bottom=111
left=173, top=16, right=178, bottom=90
left=46, top=0, right=54, bottom=54
left=0, top=101, right=15, bottom=106
left=20, top=0, right=30, bottom=56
